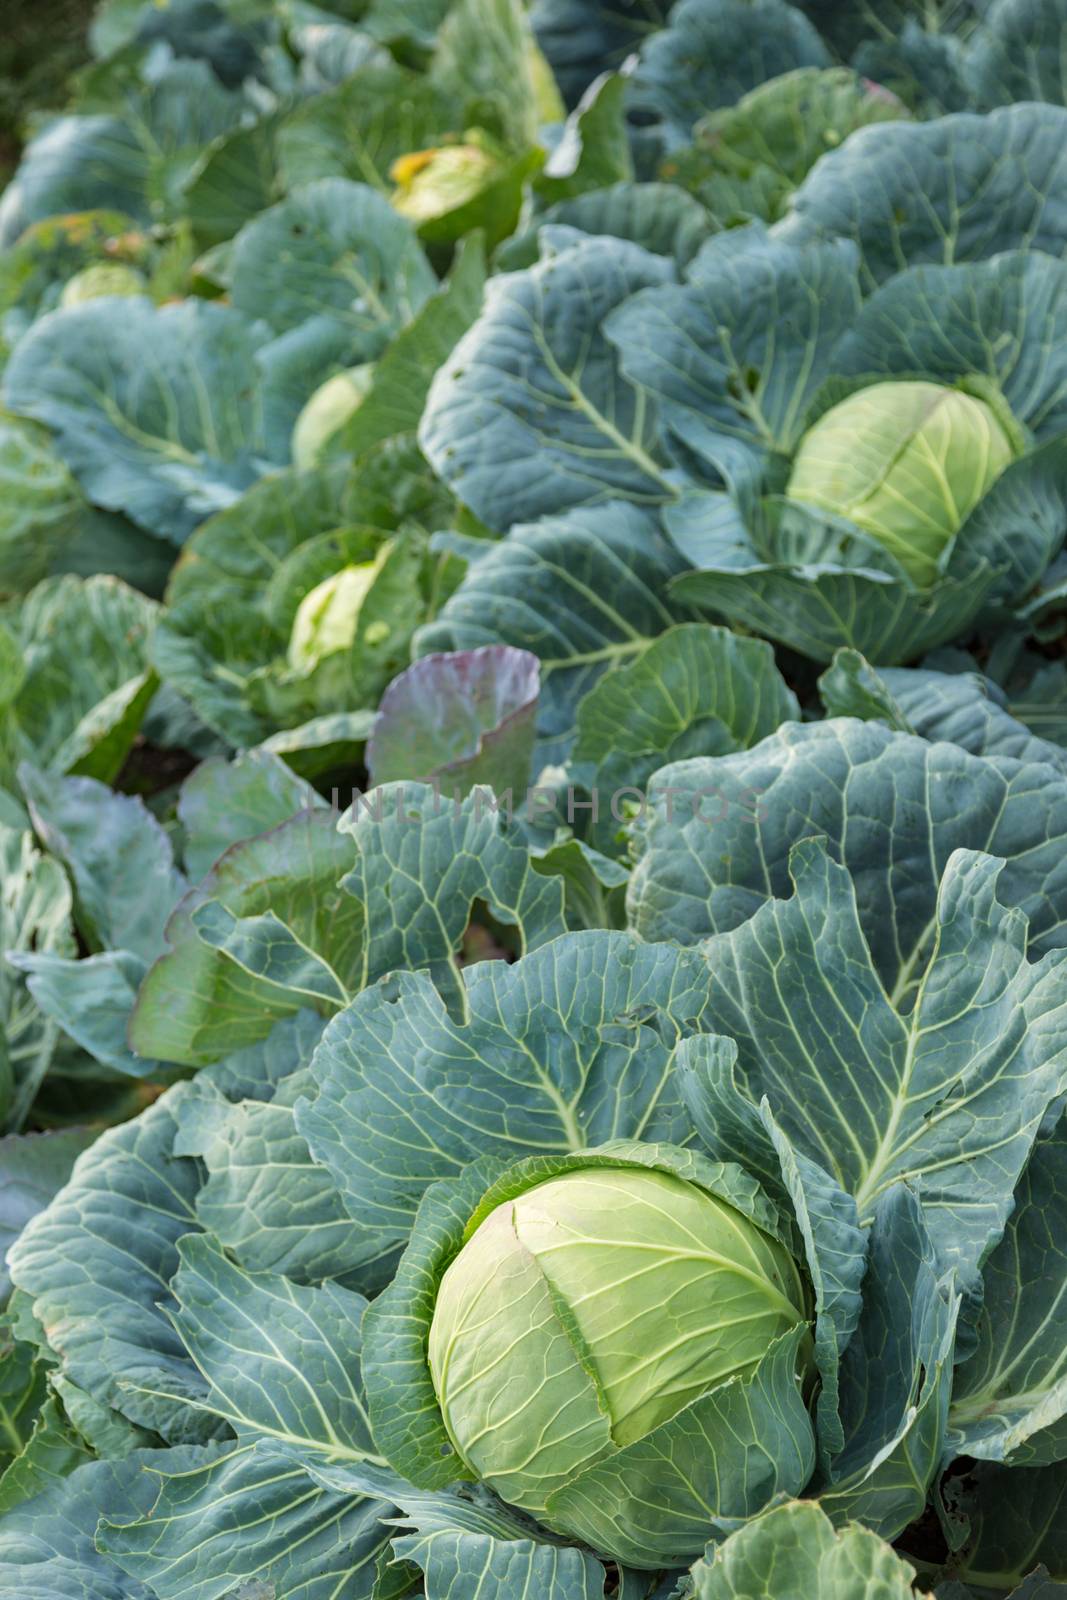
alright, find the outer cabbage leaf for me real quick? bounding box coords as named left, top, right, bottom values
left=778, top=103, right=1067, bottom=289
left=819, top=652, right=1067, bottom=773
left=88, top=0, right=277, bottom=82
left=950, top=1110, right=1067, bottom=1466
left=9, top=768, right=188, bottom=1076
left=176, top=1066, right=397, bottom=1294
left=667, top=509, right=997, bottom=663
left=430, top=0, right=562, bottom=153
left=3, top=298, right=296, bottom=543
left=415, top=503, right=701, bottom=757
left=0, top=59, right=262, bottom=249
left=226, top=178, right=436, bottom=368
left=179, top=109, right=283, bottom=249
left=130, top=783, right=569, bottom=1066
left=605, top=225, right=861, bottom=481
left=813, top=1186, right=959, bottom=1537
left=0, top=827, right=74, bottom=1133
left=393, top=1525, right=607, bottom=1600
left=573, top=624, right=798, bottom=775
left=335, top=232, right=486, bottom=463
left=690, top=1500, right=923, bottom=1599
left=170, top=1011, right=397, bottom=1296
left=791, top=0, right=980, bottom=71
left=0, top=1128, right=97, bottom=1301
left=848, top=17, right=971, bottom=119
left=176, top=749, right=320, bottom=882
left=6, top=1086, right=216, bottom=1442
left=629, top=719, right=1067, bottom=980
left=939, top=1462, right=1067, bottom=1594
left=276, top=61, right=455, bottom=191
left=298, top=929, right=713, bottom=1243
left=629, top=0, right=830, bottom=147
left=93, top=1188, right=402, bottom=1596
left=18, top=766, right=185, bottom=962
left=366, top=645, right=539, bottom=797
left=0, top=119, right=150, bottom=250
left=0, top=575, right=157, bottom=786
left=100, top=1439, right=397, bottom=1600
left=168, top=1233, right=380, bottom=1458
left=0, top=415, right=84, bottom=598
left=666, top=68, right=909, bottom=228
left=532, top=73, right=634, bottom=208
left=571, top=622, right=799, bottom=853
left=419, top=236, right=675, bottom=532
left=0, top=1451, right=161, bottom=1599
left=499, top=181, right=714, bottom=274
left=128, top=805, right=362, bottom=1066
left=531, top=0, right=672, bottom=107
left=678, top=1053, right=866, bottom=1461
left=966, top=0, right=1067, bottom=110
left=680, top=840, right=1067, bottom=1299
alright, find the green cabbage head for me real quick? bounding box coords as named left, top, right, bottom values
left=287, top=556, right=384, bottom=674
left=787, top=380, right=1016, bottom=586
left=427, top=1160, right=810, bottom=1540
left=291, top=365, right=374, bottom=470
left=391, top=140, right=502, bottom=224
left=59, top=262, right=146, bottom=307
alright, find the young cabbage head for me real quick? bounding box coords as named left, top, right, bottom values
left=786, top=379, right=1016, bottom=586
left=390, top=140, right=501, bottom=225
left=59, top=262, right=146, bottom=307
left=287, top=560, right=380, bottom=674
left=428, top=1162, right=810, bottom=1535
left=291, top=365, right=374, bottom=470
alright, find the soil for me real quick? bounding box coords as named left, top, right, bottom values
left=0, top=0, right=96, bottom=188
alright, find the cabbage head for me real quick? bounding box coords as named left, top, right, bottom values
left=391, top=140, right=502, bottom=225
left=59, top=262, right=147, bottom=307
left=366, top=1143, right=814, bottom=1568
left=287, top=557, right=383, bottom=673
left=787, top=380, right=1016, bottom=586
left=291, top=365, right=374, bottom=470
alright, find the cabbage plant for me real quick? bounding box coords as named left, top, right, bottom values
left=422, top=106, right=1067, bottom=669
left=3, top=727, right=1067, bottom=1594
left=624, top=227, right=1067, bottom=663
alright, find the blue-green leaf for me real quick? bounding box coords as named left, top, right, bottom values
left=419, top=236, right=675, bottom=531
left=4, top=299, right=295, bottom=543
left=298, top=929, right=712, bottom=1240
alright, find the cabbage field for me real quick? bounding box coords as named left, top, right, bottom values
left=2, top=0, right=1067, bottom=1594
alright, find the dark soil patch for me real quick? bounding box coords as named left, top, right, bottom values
left=0, top=0, right=96, bottom=188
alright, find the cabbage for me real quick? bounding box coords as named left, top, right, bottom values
left=428, top=1159, right=810, bottom=1537
left=287, top=559, right=381, bottom=673
left=58, top=262, right=147, bottom=306
left=787, top=380, right=1016, bottom=585
left=290, top=365, right=374, bottom=470
left=391, top=142, right=502, bottom=224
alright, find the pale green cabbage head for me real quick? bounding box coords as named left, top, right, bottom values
left=291, top=365, right=374, bottom=470
left=391, top=142, right=501, bottom=224
left=59, top=263, right=147, bottom=307
left=287, top=559, right=381, bottom=673
left=786, top=379, right=1016, bottom=586
left=428, top=1163, right=809, bottom=1523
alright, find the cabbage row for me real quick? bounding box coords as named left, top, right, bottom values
left=1, top=0, right=1067, bottom=1596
